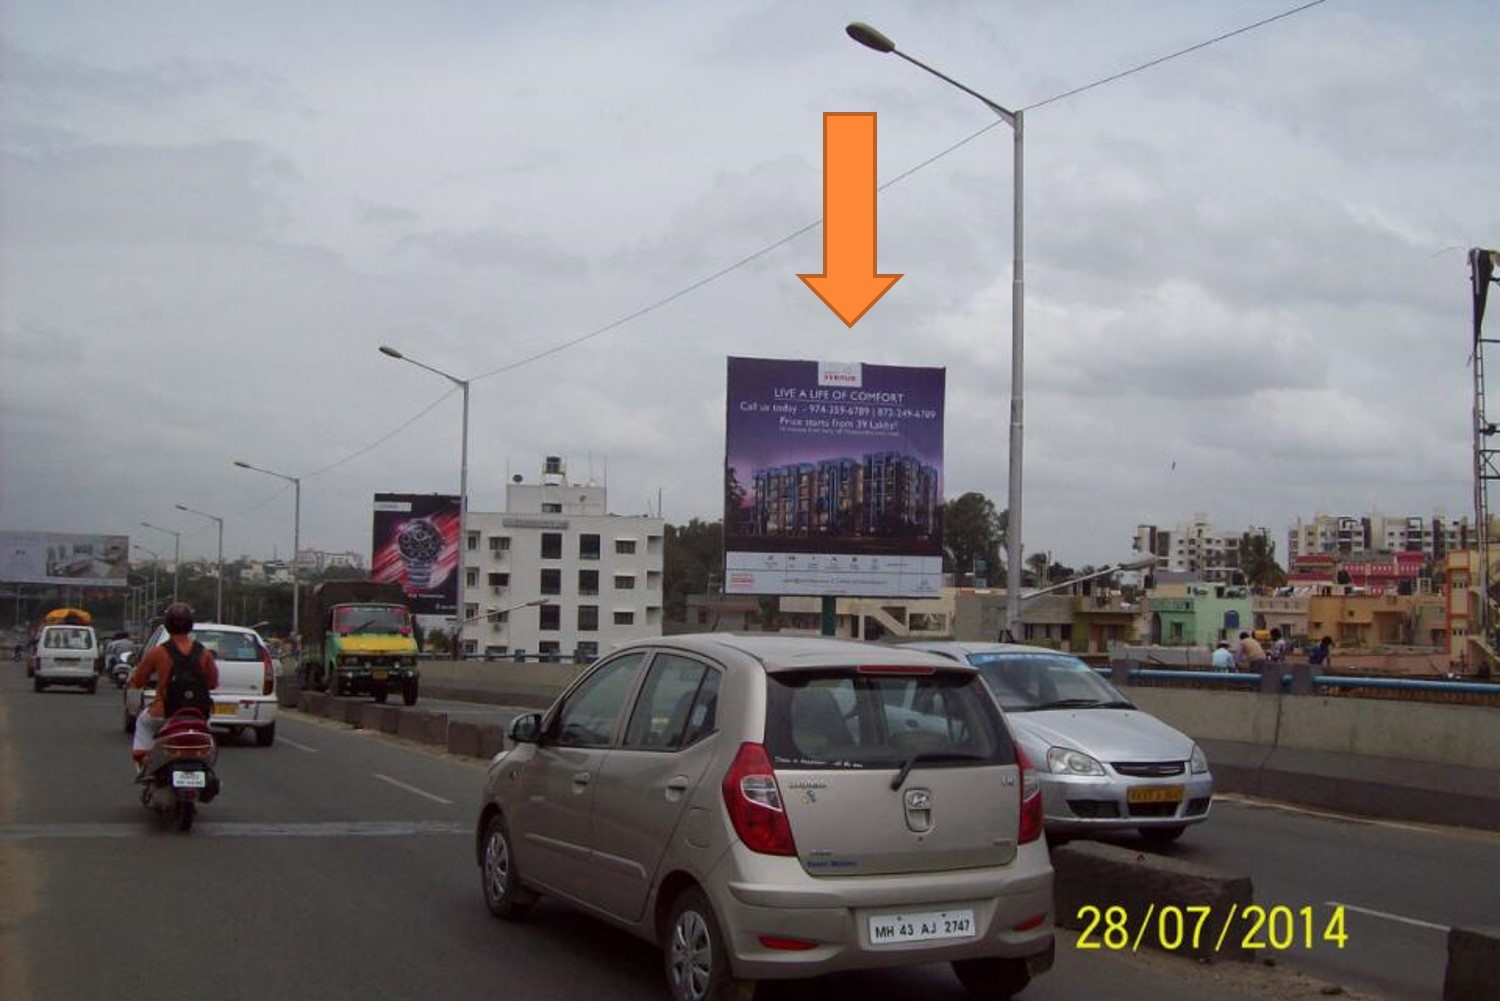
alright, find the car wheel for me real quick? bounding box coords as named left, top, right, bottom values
left=951, top=957, right=1032, bottom=1000
left=664, top=887, right=753, bottom=1001
left=480, top=813, right=537, bottom=920
left=1138, top=825, right=1186, bottom=845
left=87, top=679, right=98, bottom=694
left=34, top=678, right=45, bottom=692
left=255, top=722, right=276, bottom=747
left=402, top=679, right=419, bottom=707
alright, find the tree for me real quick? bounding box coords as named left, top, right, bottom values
left=1026, top=552, right=1050, bottom=588
left=1240, top=533, right=1287, bottom=590
left=664, top=519, right=724, bottom=620
left=942, top=492, right=1003, bottom=579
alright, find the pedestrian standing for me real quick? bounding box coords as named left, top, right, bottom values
left=1269, top=628, right=1290, bottom=663
left=1238, top=631, right=1268, bottom=674
left=1308, top=635, right=1333, bottom=668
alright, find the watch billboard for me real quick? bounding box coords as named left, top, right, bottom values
left=371, top=494, right=460, bottom=616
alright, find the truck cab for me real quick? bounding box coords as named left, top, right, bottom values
left=302, top=582, right=420, bottom=705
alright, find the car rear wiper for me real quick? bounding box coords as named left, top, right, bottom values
left=1094, top=699, right=1136, bottom=709
left=889, top=752, right=986, bottom=791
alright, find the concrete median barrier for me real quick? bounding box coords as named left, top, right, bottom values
left=447, top=720, right=509, bottom=759
left=299, top=692, right=330, bottom=717
left=1444, top=926, right=1500, bottom=1001
left=397, top=709, right=448, bottom=745
left=1051, top=841, right=1255, bottom=963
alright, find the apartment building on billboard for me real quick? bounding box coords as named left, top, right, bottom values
left=461, top=457, right=663, bottom=660
left=750, top=452, right=939, bottom=539
left=1132, top=515, right=1274, bottom=582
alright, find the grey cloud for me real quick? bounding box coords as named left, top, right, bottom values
left=3, top=141, right=298, bottom=245
left=399, top=227, right=588, bottom=277
left=355, top=199, right=421, bottom=227
left=4, top=41, right=291, bottom=113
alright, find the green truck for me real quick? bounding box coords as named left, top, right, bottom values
left=300, top=580, right=420, bottom=705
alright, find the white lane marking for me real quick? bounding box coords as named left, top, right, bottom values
left=1, top=821, right=465, bottom=840
left=1328, top=901, right=1448, bottom=932
left=1213, top=794, right=1500, bottom=840
left=372, top=773, right=454, bottom=805
left=278, top=737, right=318, bottom=753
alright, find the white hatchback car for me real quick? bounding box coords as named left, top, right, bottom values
left=124, top=622, right=279, bottom=746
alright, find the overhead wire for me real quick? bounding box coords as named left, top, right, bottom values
left=303, top=0, right=1331, bottom=477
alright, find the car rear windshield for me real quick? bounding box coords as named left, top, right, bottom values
left=764, top=669, right=1014, bottom=770
left=965, top=651, right=1130, bottom=712
left=190, top=630, right=264, bottom=663
left=43, top=628, right=93, bottom=650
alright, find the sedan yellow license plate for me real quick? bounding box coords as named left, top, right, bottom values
left=372, top=671, right=388, bottom=681
left=1127, top=785, right=1185, bottom=804
left=213, top=703, right=239, bottom=716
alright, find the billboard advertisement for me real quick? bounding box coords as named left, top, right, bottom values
left=371, top=494, right=460, bottom=616
left=0, top=531, right=130, bottom=587
left=724, top=357, right=944, bottom=597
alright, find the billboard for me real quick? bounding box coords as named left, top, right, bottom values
left=0, top=532, right=130, bottom=587
left=371, top=494, right=460, bottom=616
left=724, top=357, right=944, bottom=597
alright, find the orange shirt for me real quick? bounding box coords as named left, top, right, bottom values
left=128, top=637, right=220, bottom=717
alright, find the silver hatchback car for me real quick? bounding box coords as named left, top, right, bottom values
left=475, top=634, right=1054, bottom=1001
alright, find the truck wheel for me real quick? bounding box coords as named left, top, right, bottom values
left=373, top=688, right=389, bottom=705
left=402, top=679, right=419, bottom=707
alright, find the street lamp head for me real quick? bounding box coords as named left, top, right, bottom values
left=846, top=22, right=896, bottom=53
left=174, top=504, right=188, bottom=512
left=233, top=460, right=251, bottom=469
left=378, top=345, right=404, bottom=359
left=1120, top=554, right=1158, bottom=572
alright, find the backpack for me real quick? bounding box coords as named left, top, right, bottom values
left=1307, top=644, right=1327, bottom=666
left=164, top=641, right=214, bottom=718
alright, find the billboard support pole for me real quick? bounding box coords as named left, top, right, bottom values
left=821, top=595, right=836, bottom=637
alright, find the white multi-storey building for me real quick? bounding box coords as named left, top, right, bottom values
left=460, top=457, right=664, bottom=660
left=1133, top=515, right=1273, bottom=580
left=1287, top=512, right=1472, bottom=561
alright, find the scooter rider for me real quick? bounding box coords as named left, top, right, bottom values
left=128, top=603, right=219, bottom=769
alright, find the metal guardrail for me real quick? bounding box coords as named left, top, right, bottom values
left=1095, top=664, right=1500, bottom=699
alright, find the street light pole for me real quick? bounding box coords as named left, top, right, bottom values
left=235, top=460, right=302, bottom=639
left=131, top=545, right=160, bottom=625
left=175, top=504, right=224, bottom=621
left=846, top=22, right=1027, bottom=638
left=140, top=522, right=181, bottom=604
left=379, top=345, right=471, bottom=657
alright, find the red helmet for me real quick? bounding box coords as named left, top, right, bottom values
left=162, top=602, right=195, bottom=635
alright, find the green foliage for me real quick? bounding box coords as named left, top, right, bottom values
left=941, top=492, right=1004, bottom=579
left=665, top=518, right=724, bottom=620
left=1240, top=532, right=1287, bottom=589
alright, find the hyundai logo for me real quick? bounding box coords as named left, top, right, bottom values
left=905, top=789, right=932, bottom=810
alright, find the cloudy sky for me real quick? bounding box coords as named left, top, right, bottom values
left=2, top=0, right=1496, bottom=571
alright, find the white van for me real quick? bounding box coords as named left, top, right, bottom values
left=34, top=624, right=100, bottom=693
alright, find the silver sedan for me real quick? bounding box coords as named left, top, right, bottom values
left=905, top=642, right=1213, bottom=844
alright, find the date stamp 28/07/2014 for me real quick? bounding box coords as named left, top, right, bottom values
left=1075, top=904, right=1349, bottom=954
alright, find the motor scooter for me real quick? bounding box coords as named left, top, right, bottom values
left=137, top=708, right=220, bottom=831
left=110, top=650, right=133, bottom=687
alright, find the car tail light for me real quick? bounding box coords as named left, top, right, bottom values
left=721, top=742, right=797, bottom=856
left=1017, top=744, right=1044, bottom=844
left=260, top=646, right=276, bottom=696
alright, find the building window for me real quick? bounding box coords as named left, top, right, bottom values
left=614, top=574, right=636, bottom=590
left=540, top=569, right=561, bottom=595
left=574, top=641, right=599, bottom=662
left=539, top=605, right=560, bottom=631
left=541, top=503, right=563, bottom=514
left=467, top=531, right=479, bottom=551
left=465, top=569, right=477, bottom=587
left=579, top=534, right=601, bottom=560
left=578, top=605, right=599, bottom=631
left=541, top=533, right=562, bottom=560
left=579, top=569, right=599, bottom=595
left=489, top=536, right=511, bottom=553
left=616, top=539, right=637, bottom=555
left=487, top=572, right=510, bottom=587
left=613, top=610, right=635, bottom=625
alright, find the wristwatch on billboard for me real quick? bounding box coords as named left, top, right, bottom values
left=395, top=518, right=445, bottom=589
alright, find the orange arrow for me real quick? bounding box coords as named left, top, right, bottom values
left=799, top=112, right=902, bottom=327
